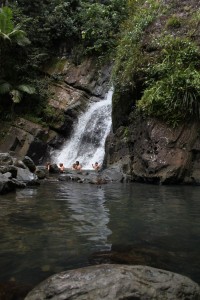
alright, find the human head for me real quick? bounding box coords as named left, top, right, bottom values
left=76, top=161, right=79, bottom=165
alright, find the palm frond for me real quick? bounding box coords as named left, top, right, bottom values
left=0, top=80, right=12, bottom=94
left=10, top=89, right=22, bottom=103
left=0, top=7, right=14, bottom=35
left=17, top=84, right=35, bottom=94
left=8, top=29, right=30, bottom=46
left=0, top=7, right=30, bottom=46
left=0, top=30, right=11, bottom=42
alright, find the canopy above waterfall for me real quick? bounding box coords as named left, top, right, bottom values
left=53, top=89, right=113, bottom=169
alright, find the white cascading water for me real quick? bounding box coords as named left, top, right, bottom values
left=53, top=89, right=113, bottom=169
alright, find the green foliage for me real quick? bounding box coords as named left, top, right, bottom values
left=0, top=0, right=127, bottom=122
left=79, top=0, right=127, bottom=55
left=0, top=6, right=13, bottom=35
left=111, top=0, right=163, bottom=130
left=166, top=15, right=181, bottom=29
left=137, top=36, right=200, bottom=126
left=12, top=0, right=80, bottom=52
left=42, top=105, right=65, bottom=126
left=112, top=0, right=162, bottom=89
left=0, top=80, right=12, bottom=94
left=0, top=79, right=35, bottom=103
left=0, top=6, right=29, bottom=45
left=188, top=9, right=200, bottom=36
left=16, top=77, right=52, bottom=117
left=0, top=7, right=33, bottom=108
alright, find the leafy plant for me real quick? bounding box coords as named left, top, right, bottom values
left=112, top=0, right=162, bottom=88
left=137, top=36, right=200, bottom=126
left=42, top=105, right=65, bottom=125
left=0, top=7, right=34, bottom=109
left=166, top=15, right=181, bottom=29
left=0, top=6, right=30, bottom=45
left=79, top=0, right=127, bottom=54
left=0, top=80, right=35, bottom=103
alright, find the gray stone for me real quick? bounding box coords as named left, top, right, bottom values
left=23, top=156, right=36, bottom=172
left=0, top=165, right=18, bottom=178
left=17, top=168, right=37, bottom=182
left=0, top=153, right=13, bottom=166
left=25, top=264, right=200, bottom=300
left=13, top=158, right=27, bottom=169
left=0, top=173, right=16, bottom=194
left=35, top=168, right=46, bottom=179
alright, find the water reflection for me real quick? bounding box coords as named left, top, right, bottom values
left=0, top=181, right=200, bottom=287
left=60, top=184, right=112, bottom=246
left=16, top=188, right=38, bottom=199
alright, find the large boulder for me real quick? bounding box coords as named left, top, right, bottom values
left=25, top=264, right=200, bottom=300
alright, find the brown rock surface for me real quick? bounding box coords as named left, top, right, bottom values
left=105, top=117, right=200, bottom=184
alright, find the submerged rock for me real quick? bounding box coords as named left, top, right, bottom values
left=25, top=264, right=200, bottom=300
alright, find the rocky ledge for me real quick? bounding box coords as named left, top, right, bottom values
left=25, top=264, right=200, bottom=300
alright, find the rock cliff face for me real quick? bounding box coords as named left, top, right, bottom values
left=0, top=58, right=111, bottom=164
left=105, top=116, right=200, bottom=184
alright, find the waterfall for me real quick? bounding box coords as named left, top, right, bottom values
left=53, top=89, right=113, bottom=169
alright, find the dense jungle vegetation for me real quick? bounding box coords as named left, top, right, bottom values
left=0, top=0, right=127, bottom=122
left=0, top=0, right=200, bottom=128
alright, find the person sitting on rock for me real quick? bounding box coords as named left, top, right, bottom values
left=58, top=163, right=65, bottom=173
left=92, top=162, right=100, bottom=171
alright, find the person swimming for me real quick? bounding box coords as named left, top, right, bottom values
left=71, top=161, right=82, bottom=170
left=72, top=163, right=77, bottom=170
left=75, top=161, right=82, bottom=170
left=58, top=163, right=65, bottom=173
left=92, top=162, right=100, bottom=171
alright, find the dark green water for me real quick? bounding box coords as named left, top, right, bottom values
left=0, top=179, right=200, bottom=287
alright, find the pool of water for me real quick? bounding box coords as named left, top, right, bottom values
left=0, top=179, right=200, bottom=287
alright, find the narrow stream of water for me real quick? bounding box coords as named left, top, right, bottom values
left=0, top=180, right=200, bottom=287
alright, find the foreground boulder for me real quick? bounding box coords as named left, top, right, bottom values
left=25, top=264, right=200, bottom=300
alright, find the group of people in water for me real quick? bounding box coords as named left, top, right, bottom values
left=46, top=160, right=101, bottom=173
